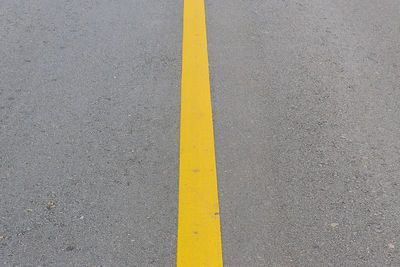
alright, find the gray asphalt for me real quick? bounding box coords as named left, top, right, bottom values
left=1, top=0, right=400, bottom=266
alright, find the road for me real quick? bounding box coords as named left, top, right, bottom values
left=1, top=0, right=400, bottom=266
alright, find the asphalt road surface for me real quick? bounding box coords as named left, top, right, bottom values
left=1, top=0, right=400, bottom=266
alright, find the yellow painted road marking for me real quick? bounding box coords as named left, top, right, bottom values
left=177, top=0, right=223, bottom=266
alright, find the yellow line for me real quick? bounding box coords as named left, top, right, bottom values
left=177, top=0, right=223, bottom=266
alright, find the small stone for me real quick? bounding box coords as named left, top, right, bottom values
left=331, top=223, right=339, bottom=227
left=388, top=243, right=395, bottom=249
left=47, top=202, right=56, bottom=209
left=340, top=135, right=352, bottom=142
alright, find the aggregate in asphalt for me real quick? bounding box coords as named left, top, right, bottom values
left=1, top=0, right=400, bottom=266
